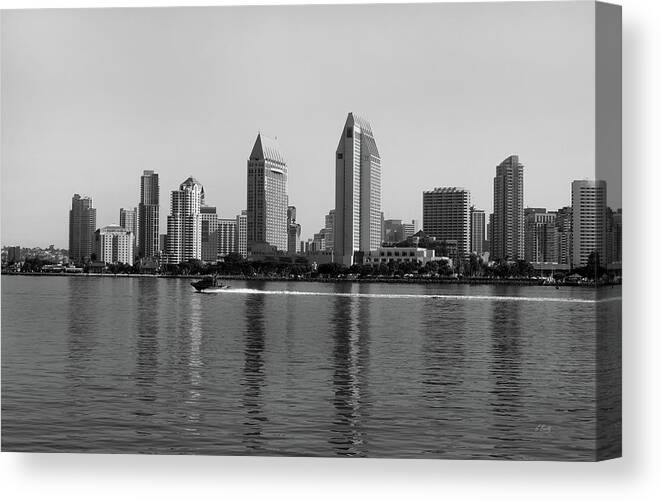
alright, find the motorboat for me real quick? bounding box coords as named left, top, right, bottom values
left=191, top=275, right=230, bottom=292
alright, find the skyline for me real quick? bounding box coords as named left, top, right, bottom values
left=1, top=3, right=620, bottom=248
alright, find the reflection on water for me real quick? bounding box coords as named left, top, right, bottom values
left=1, top=276, right=621, bottom=460
left=242, top=286, right=268, bottom=452
left=488, top=299, right=523, bottom=458
left=329, top=284, right=370, bottom=456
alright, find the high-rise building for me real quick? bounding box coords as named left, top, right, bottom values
left=383, top=219, right=404, bottom=244
left=402, top=221, right=417, bottom=240
left=487, top=213, right=494, bottom=255
left=236, top=210, right=248, bottom=258
left=492, top=155, right=524, bottom=261
left=334, top=113, right=382, bottom=266
left=200, top=205, right=218, bottom=263
left=119, top=207, right=138, bottom=260
left=524, top=208, right=558, bottom=263
left=7, top=246, right=21, bottom=263
left=607, top=208, right=622, bottom=264
left=572, top=179, right=607, bottom=267
left=165, top=176, right=204, bottom=264
left=470, top=207, right=486, bottom=254
left=324, top=210, right=335, bottom=252
left=555, top=206, right=573, bottom=266
left=218, top=218, right=237, bottom=257
left=138, top=170, right=160, bottom=259
left=287, top=205, right=301, bottom=255
left=94, top=225, right=134, bottom=265
left=69, top=194, right=96, bottom=265
left=422, top=187, right=471, bottom=258
left=246, top=134, right=288, bottom=253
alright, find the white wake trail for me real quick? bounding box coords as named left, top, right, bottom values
left=199, top=288, right=620, bottom=304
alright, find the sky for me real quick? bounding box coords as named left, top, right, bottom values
left=1, top=2, right=619, bottom=248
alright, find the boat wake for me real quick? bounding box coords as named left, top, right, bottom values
left=199, top=288, right=621, bottom=304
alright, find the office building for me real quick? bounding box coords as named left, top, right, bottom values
left=236, top=210, right=248, bottom=258
left=217, top=218, right=237, bottom=258
left=119, top=207, right=138, bottom=259
left=334, top=112, right=382, bottom=266
left=165, top=176, right=204, bottom=264
left=287, top=205, right=301, bottom=255
left=607, top=208, right=622, bottom=264
left=247, top=134, right=288, bottom=253
left=571, top=179, right=607, bottom=267
left=422, top=187, right=471, bottom=258
left=324, top=209, right=335, bottom=252
left=470, top=207, right=486, bottom=254
left=94, top=225, right=134, bottom=265
left=492, top=155, right=524, bottom=261
left=69, top=194, right=97, bottom=265
left=201, top=205, right=218, bottom=263
left=555, top=206, right=573, bottom=266
left=138, top=170, right=160, bottom=259
left=524, top=208, right=558, bottom=263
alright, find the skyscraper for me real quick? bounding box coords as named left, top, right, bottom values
left=165, top=176, right=204, bottom=264
left=555, top=206, right=573, bottom=266
left=246, top=134, right=288, bottom=253
left=422, top=187, right=471, bottom=258
left=492, top=155, right=524, bottom=261
left=69, top=194, right=96, bottom=265
left=236, top=210, right=248, bottom=258
left=287, top=206, right=301, bottom=255
left=470, top=207, right=486, bottom=254
left=334, top=113, right=382, bottom=266
left=524, top=208, right=558, bottom=263
left=138, top=170, right=160, bottom=260
left=200, top=204, right=218, bottom=263
left=119, top=207, right=138, bottom=260
left=324, top=209, right=335, bottom=251
left=218, top=218, right=237, bottom=257
left=571, top=179, right=607, bottom=267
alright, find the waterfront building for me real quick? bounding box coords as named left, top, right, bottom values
left=334, top=112, right=382, bottom=266
left=138, top=170, right=160, bottom=259
left=165, top=176, right=204, bottom=264
left=200, top=205, right=218, bottom=263
left=94, top=225, right=134, bottom=265
left=287, top=206, right=301, bottom=255
left=7, top=246, right=21, bottom=263
left=69, top=194, right=97, bottom=265
left=607, top=208, right=622, bottom=264
left=218, top=218, right=237, bottom=257
left=571, top=179, right=607, bottom=267
left=324, top=210, right=335, bottom=252
left=364, top=247, right=440, bottom=266
left=247, top=134, right=288, bottom=254
left=492, top=155, right=524, bottom=261
left=524, top=208, right=558, bottom=263
left=236, top=210, right=248, bottom=258
left=470, top=207, right=486, bottom=254
left=555, top=206, right=573, bottom=266
left=313, top=230, right=327, bottom=251
left=383, top=219, right=404, bottom=244
left=119, top=207, right=138, bottom=259
left=422, top=187, right=471, bottom=258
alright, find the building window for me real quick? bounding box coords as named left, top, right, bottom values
left=337, top=153, right=343, bottom=160
left=346, top=127, right=353, bottom=138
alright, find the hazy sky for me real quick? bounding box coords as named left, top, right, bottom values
left=2, top=2, right=617, bottom=248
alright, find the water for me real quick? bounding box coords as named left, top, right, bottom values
left=1, top=275, right=621, bottom=460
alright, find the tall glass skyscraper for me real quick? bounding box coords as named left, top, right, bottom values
left=492, top=155, right=524, bottom=261
left=334, top=113, right=382, bottom=266
left=246, top=134, right=288, bottom=253
left=68, top=194, right=96, bottom=265
left=138, top=170, right=160, bottom=260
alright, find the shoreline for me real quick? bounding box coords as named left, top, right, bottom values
left=1, top=271, right=621, bottom=287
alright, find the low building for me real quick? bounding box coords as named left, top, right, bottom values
left=365, top=247, right=439, bottom=266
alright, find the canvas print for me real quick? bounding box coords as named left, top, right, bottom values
left=1, top=1, right=621, bottom=461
